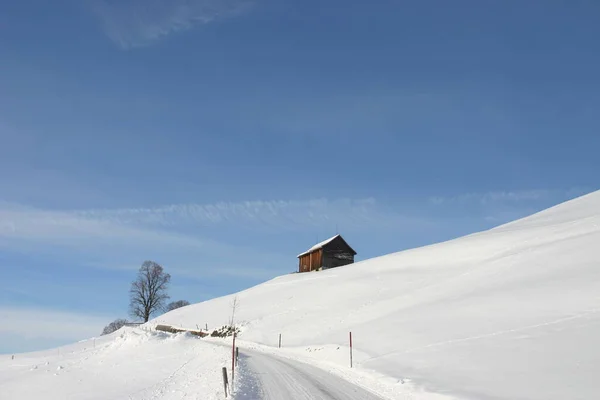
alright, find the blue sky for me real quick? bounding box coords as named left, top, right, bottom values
left=1, top=0, right=599, bottom=353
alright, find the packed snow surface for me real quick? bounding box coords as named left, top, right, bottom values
left=236, top=348, right=386, bottom=399
left=157, top=191, right=600, bottom=400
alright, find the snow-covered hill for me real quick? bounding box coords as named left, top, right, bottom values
left=155, top=190, right=600, bottom=400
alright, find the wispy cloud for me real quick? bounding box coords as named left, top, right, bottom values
left=428, top=189, right=588, bottom=206
left=0, top=306, right=108, bottom=353
left=75, top=198, right=402, bottom=230
left=0, top=198, right=401, bottom=236
left=426, top=188, right=595, bottom=229
left=92, top=0, right=254, bottom=49
left=0, top=198, right=421, bottom=278
left=429, top=190, right=548, bottom=206
left=0, top=201, right=286, bottom=278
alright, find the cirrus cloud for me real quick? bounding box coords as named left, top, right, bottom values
left=91, top=0, right=255, bottom=49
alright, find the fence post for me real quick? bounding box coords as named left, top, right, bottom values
left=349, top=332, right=353, bottom=368
left=222, top=367, right=229, bottom=397
left=279, top=333, right=282, bottom=348
left=231, top=332, right=236, bottom=390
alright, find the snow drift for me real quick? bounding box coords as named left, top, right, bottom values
left=156, top=190, right=600, bottom=400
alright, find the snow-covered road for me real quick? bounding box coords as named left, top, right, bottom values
left=235, top=350, right=386, bottom=400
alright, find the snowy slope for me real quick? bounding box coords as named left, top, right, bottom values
left=0, top=328, right=231, bottom=399
left=157, top=191, right=600, bottom=400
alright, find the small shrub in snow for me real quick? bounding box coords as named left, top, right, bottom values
left=101, top=318, right=129, bottom=335
left=166, top=300, right=191, bottom=312
left=210, top=325, right=240, bottom=338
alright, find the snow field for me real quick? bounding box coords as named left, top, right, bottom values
left=0, top=327, right=232, bottom=400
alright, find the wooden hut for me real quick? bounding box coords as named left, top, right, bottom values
left=297, top=234, right=357, bottom=273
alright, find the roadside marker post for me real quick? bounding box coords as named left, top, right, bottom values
left=231, top=332, right=236, bottom=391
left=222, top=367, right=229, bottom=397
left=279, top=333, right=282, bottom=348
left=349, top=332, right=353, bottom=368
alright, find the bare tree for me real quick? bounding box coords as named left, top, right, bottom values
left=101, top=318, right=129, bottom=335
left=166, top=300, right=190, bottom=312
left=129, top=261, right=171, bottom=322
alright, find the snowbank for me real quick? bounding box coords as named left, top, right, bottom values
left=0, top=327, right=231, bottom=400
